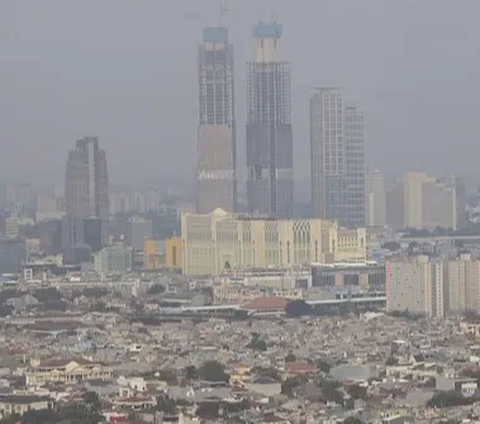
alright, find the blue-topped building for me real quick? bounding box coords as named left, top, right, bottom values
left=253, top=22, right=283, bottom=39
left=202, top=27, right=228, bottom=44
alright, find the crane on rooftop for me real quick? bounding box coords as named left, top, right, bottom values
left=219, top=0, right=228, bottom=26
left=221, top=0, right=228, bottom=16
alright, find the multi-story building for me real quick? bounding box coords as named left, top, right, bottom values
left=310, top=88, right=365, bottom=227
left=446, top=254, right=480, bottom=314
left=365, top=170, right=386, bottom=227
left=143, top=237, right=182, bottom=271
left=0, top=237, right=25, bottom=274
left=386, top=172, right=457, bottom=230
left=4, top=217, right=19, bottom=238
left=94, top=246, right=133, bottom=275
left=36, top=191, right=64, bottom=222
left=246, top=22, right=293, bottom=218
left=38, top=219, right=62, bottom=255
left=213, top=284, right=302, bottom=305
left=387, top=254, right=480, bottom=317
left=109, top=190, right=162, bottom=215
left=345, top=106, right=365, bottom=227
left=25, top=358, right=112, bottom=386
left=126, top=216, right=153, bottom=251
left=64, top=137, right=109, bottom=244
left=181, top=208, right=366, bottom=276
left=197, top=27, right=236, bottom=214
left=450, top=174, right=467, bottom=230
left=386, top=255, right=445, bottom=318
left=311, top=261, right=386, bottom=292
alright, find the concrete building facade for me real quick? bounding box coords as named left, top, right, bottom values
left=64, top=137, right=109, bottom=244
left=197, top=27, right=236, bottom=214
left=181, top=208, right=366, bottom=276
left=94, top=247, right=133, bottom=275
left=126, top=216, right=153, bottom=251
left=246, top=22, right=293, bottom=218
left=310, top=88, right=365, bottom=227
left=386, top=172, right=457, bottom=230
left=386, top=256, right=445, bottom=318
left=365, top=170, right=386, bottom=227
left=446, top=254, right=480, bottom=314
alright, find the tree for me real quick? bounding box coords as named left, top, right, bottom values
left=250, top=366, right=280, bottom=381
left=0, top=414, right=21, bottom=424
left=246, top=333, right=267, bottom=351
left=385, top=356, right=398, bottom=366
left=148, top=283, right=166, bottom=295
left=281, top=376, right=306, bottom=397
left=158, top=368, right=178, bottom=385
left=89, top=301, right=107, bottom=313
left=196, top=402, right=220, bottom=420
left=285, top=299, right=312, bottom=318
left=427, top=391, right=474, bottom=408
left=156, top=395, right=177, bottom=415
left=316, top=358, right=332, bottom=374
left=82, top=288, right=106, bottom=298
left=198, top=361, right=229, bottom=383
left=343, top=417, right=365, bottom=424
left=34, top=288, right=62, bottom=302
left=382, top=241, right=400, bottom=251
left=319, top=380, right=343, bottom=403
left=185, top=365, right=198, bottom=380
left=346, top=384, right=367, bottom=400
left=21, top=408, right=58, bottom=424
left=285, top=352, right=296, bottom=362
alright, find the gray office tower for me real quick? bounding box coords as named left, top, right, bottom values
left=246, top=22, right=293, bottom=218
left=197, top=27, right=236, bottom=213
left=64, top=137, right=109, bottom=245
left=310, top=88, right=365, bottom=227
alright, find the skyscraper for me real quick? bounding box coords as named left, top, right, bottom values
left=310, top=88, right=365, bottom=227
left=64, top=137, right=109, bottom=244
left=197, top=27, right=236, bottom=214
left=246, top=22, right=293, bottom=218
left=365, top=170, right=386, bottom=227
left=345, top=106, right=365, bottom=227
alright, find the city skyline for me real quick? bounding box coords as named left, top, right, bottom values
left=2, top=0, right=480, bottom=192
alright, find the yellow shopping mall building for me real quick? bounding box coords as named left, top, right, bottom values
left=181, top=208, right=366, bottom=276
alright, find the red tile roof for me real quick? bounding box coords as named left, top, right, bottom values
left=242, top=297, right=288, bottom=311
left=285, top=361, right=316, bottom=375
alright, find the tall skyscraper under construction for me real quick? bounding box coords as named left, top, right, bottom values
left=197, top=27, right=236, bottom=213
left=246, top=22, right=293, bottom=218
left=64, top=137, right=109, bottom=245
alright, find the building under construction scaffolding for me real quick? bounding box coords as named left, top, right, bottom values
left=246, top=22, right=293, bottom=218
left=197, top=27, right=237, bottom=214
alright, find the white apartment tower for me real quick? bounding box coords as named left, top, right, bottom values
left=386, top=256, right=445, bottom=318
left=446, top=254, right=480, bottom=314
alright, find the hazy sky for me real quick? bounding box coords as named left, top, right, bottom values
left=1, top=0, right=480, bottom=196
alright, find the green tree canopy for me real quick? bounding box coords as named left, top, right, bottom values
left=198, top=360, right=229, bottom=383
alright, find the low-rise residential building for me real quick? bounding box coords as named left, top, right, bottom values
left=0, top=395, right=54, bottom=419
left=25, top=358, right=113, bottom=386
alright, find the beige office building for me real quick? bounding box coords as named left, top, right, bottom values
left=386, top=256, right=445, bottom=318
left=386, top=172, right=457, bottom=230
left=181, top=208, right=367, bottom=276
left=365, top=170, right=386, bottom=227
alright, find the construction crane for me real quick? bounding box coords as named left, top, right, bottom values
left=220, top=0, right=228, bottom=16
